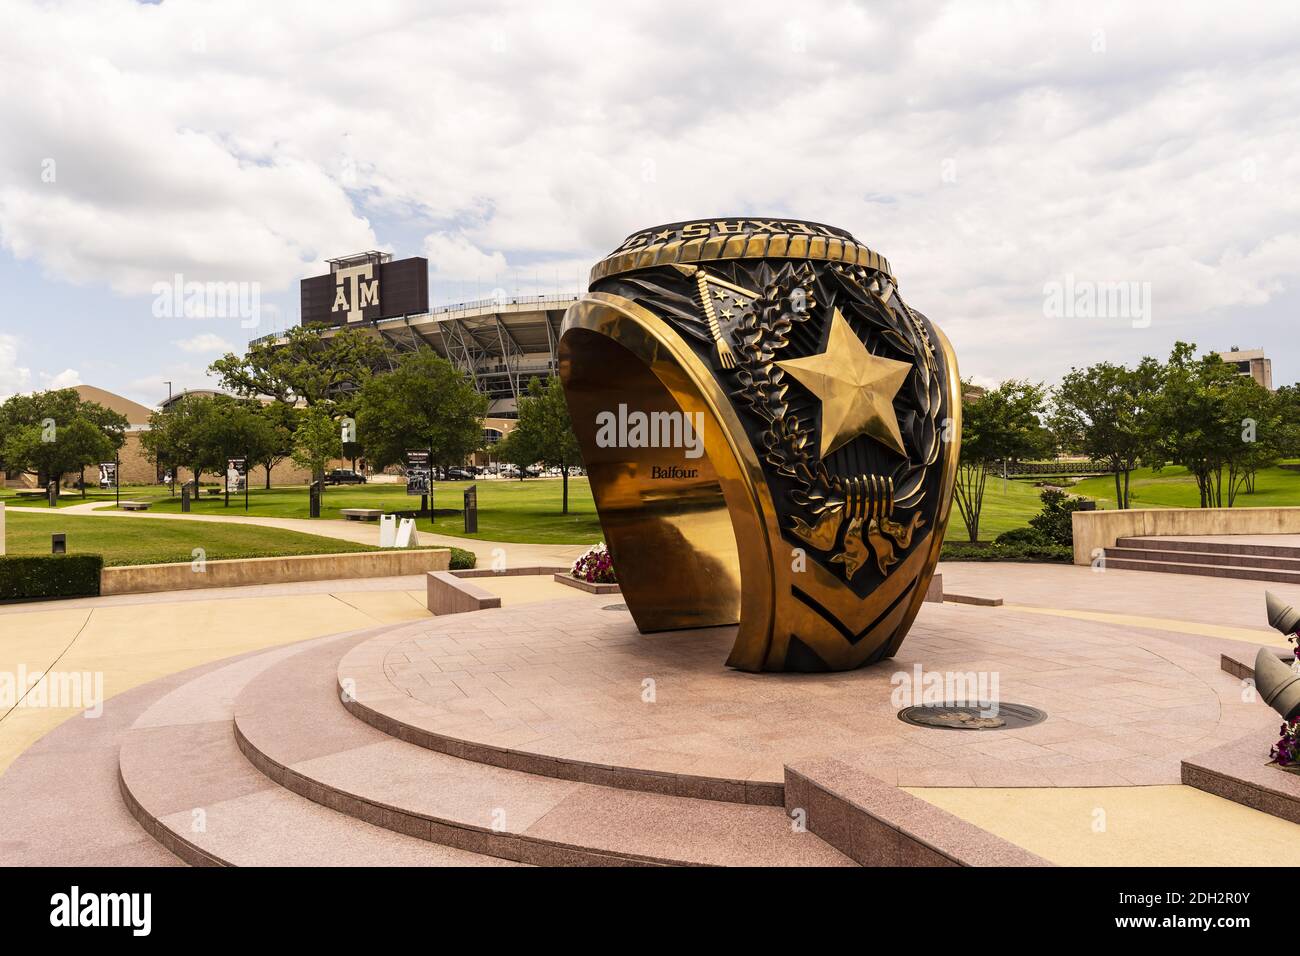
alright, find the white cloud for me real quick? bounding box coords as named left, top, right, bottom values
left=422, top=233, right=509, bottom=282
left=174, top=333, right=236, bottom=354
left=0, top=334, right=31, bottom=400
left=43, top=368, right=81, bottom=389
left=0, top=0, right=1297, bottom=384
left=125, top=364, right=221, bottom=408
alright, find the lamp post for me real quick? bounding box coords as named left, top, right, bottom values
left=114, top=452, right=120, bottom=509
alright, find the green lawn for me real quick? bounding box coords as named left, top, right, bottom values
left=4, top=474, right=1061, bottom=546
left=1072, top=465, right=1300, bottom=510
left=945, top=475, right=1051, bottom=542
left=0, top=484, right=213, bottom=508
left=0, top=488, right=133, bottom=508
left=52, top=478, right=607, bottom=545
left=2, top=511, right=377, bottom=567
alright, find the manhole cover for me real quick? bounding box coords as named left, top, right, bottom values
left=601, top=603, right=628, bottom=611
left=897, top=702, right=1046, bottom=731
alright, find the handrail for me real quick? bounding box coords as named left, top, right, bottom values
left=248, top=293, right=581, bottom=347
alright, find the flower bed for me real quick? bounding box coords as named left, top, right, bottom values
left=571, top=542, right=616, bottom=585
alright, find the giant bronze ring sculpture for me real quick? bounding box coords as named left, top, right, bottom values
left=559, top=219, right=960, bottom=672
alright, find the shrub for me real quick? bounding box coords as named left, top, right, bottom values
left=994, top=527, right=1051, bottom=547
left=0, top=554, right=104, bottom=600
left=572, top=542, right=616, bottom=584
left=941, top=540, right=1073, bottom=563
left=1027, top=488, right=1090, bottom=546
left=448, top=547, right=476, bottom=571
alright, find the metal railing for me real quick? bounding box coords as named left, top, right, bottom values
left=1003, top=460, right=1116, bottom=476
left=248, top=293, right=581, bottom=348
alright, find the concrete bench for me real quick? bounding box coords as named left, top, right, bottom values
left=341, top=508, right=384, bottom=521
left=119, top=500, right=151, bottom=511
left=13, top=490, right=46, bottom=498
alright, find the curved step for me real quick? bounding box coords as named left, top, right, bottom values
left=234, top=636, right=852, bottom=867
left=0, top=649, right=270, bottom=866
left=335, top=628, right=786, bottom=806
left=118, top=630, right=517, bottom=867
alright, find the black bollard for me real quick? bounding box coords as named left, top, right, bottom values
left=464, top=484, right=478, bottom=534
left=181, top=485, right=191, bottom=513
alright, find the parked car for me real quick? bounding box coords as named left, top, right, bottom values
left=323, top=469, right=367, bottom=485
left=444, top=468, right=474, bottom=481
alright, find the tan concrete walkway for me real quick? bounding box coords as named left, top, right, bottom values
left=5, top=503, right=586, bottom=566
left=0, top=582, right=433, bottom=774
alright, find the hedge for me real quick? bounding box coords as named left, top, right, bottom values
left=0, top=554, right=104, bottom=600
left=448, top=547, right=476, bottom=571
left=940, top=540, right=1073, bottom=563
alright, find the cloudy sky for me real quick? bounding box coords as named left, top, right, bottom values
left=1, top=0, right=1297, bottom=404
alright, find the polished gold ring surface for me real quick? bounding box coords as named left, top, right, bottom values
left=560, top=218, right=960, bottom=672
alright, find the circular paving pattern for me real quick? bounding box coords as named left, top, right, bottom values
left=338, top=594, right=1276, bottom=793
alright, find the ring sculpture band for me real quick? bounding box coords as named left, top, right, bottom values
left=558, top=219, right=961, bottom=672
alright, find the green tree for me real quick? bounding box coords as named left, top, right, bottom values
left=0, top=388, right=128, bottom=491
left=954, top=380, right=1050, bottom=542
left=139, top=394, right=227, bottom=495
left=1149, top=343, right=1280, bottom=507
left=1274, top=385, right=1300, bottom=461
left=209, top=324, right=392, bottom=413
left=354, top=349, right=487, bottom=474
left=291, top=406, right=343, bottom=493
left=200, top=396, right=282, bottom=503
left=492, top=429, right=535, bottom=482
left=1, top=418, right=116, bottom=494
left=1049, top=358, right=1162, bottom=509
left=245, top=400, right=297, bottom=489
left=503, top=377, right=583, bottom=513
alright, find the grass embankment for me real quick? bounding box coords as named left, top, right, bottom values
left=0, top=479, right=604, bottom=545
left=1072, top=465, right=1300, bottom=510
left=2, top=511, right=378, bottom=567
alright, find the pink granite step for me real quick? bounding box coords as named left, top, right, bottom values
left=0, top=653, right=255, bottom=866
left=785, top=759, right=1051, bottom=866
left=1182, top=729, right=1300, bottom=826
left=1117, top=536, right=1300, bottom=560
left=117, top=632, right=518, bottom=867
left=234, top=636, right=852, bottom=867
left=1102, top=552, right=1300, bottom=584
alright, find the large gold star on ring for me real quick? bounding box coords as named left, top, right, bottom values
left=775, top=308, right=911, bottom=459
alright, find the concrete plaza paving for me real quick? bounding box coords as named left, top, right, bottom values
left=0, top=559, right=1297, bottom=865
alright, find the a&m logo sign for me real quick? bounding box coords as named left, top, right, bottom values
left=331, top=263, right=379, bottom=323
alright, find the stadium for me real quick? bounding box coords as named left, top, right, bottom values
left=252, top=251, right=580, bottom=436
